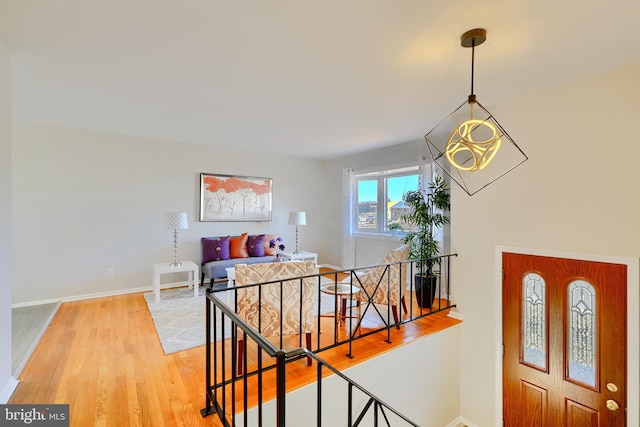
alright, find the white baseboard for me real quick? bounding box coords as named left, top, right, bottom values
left=0, top=376, right=19, bottom=403
left=459, top=416, right=479, bottom=427
left=447, top=310, right=464, bottom=320
left=445, top=416, right=479, bottom=427
left=11, top=280, right=193, bottom=308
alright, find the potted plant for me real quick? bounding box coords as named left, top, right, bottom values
left=400, top=176, right=450, bottom=308
left=387, top=222, right=403, bottom=236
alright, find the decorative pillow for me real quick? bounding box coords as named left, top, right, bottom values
left=247, top=234, right=265, bottom=257
left=263, top=234, right=278, bottom=256
left=229, top=233, right=249, bottom=258
left=202, top=236, right=230, bottom=263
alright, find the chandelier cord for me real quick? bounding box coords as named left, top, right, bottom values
left=470, top=39, right=476, bottom=97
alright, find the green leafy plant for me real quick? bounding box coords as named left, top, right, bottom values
left=400, top=176, right=450, bottom=276
left=387, top=223, right=403, bottom=231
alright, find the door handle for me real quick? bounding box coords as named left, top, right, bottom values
left=606, top=399, right=620, bottom=411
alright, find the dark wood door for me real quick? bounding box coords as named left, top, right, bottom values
left=503, top=253, right=627, bottom=426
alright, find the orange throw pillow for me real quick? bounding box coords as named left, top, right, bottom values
left=229, top=233, right=249, bottom=258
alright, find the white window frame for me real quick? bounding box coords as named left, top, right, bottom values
left=354, top=165, right=422, bottom=235
left=341, top=158, right=450, bottom=269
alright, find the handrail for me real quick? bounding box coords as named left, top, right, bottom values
left=342, top=253, right=458, bottom=274
left=261, top=346, right=415, bottom=424
left=201, top=291, right=421, bottom=426
left=212, top=254, right=458, bottom=360
left=201, top=253, right=458, bottom=426
left=298, top=349, right=420, bottom=427
left=251, top=344, right=422, bottom=425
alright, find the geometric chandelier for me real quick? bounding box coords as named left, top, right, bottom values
left=425, top=28, right=528, bottom=196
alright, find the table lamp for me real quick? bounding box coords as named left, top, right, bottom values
left=164, top=212, right=188, bottom=267
left=288, top=211, right=306, bottom=254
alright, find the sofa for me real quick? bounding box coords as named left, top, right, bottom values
left=200, top=233, right=281, bottom=288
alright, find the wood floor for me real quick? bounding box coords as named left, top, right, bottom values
left=9, top=286, right=461, bottom=426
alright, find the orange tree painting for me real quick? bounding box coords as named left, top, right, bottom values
left=199, top=173, right=272, bottom=221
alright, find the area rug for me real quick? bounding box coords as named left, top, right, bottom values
left=144, top=277, right=341, bottom=354
left=143, top=286, right=232, bottom=354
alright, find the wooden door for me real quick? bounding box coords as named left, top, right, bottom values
left=503, top=253, right=627, bottom=426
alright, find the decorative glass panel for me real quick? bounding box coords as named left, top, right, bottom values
left=567, top=280, right=596, bottom=387
left=522, top=273, right=546, bottom=369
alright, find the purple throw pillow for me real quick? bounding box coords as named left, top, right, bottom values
left=247, top=234, right=265, bottom=257
left=202, top=236, right=230, bottom=263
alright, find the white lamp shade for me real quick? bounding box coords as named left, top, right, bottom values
left=164, top=212, right=189, bottom=230
left=288, top=211, right=307, bottom=226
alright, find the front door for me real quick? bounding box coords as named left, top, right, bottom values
left=503, top=253, right=627, bottom=426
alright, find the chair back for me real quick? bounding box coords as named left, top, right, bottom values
left=355, top=244, right=409, bottom=306
left=235, top=261, right=318, bottom=337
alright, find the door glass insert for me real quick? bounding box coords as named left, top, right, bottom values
left=567, top=280, right=597, bottom=387
left=522, top=273, right=546, bottom=369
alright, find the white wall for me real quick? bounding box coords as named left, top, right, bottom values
left=0, top=36, right=17, bottom=402
left=451, top=64, right=640, bottom=425
left=11, top=123, right=331, bottom=304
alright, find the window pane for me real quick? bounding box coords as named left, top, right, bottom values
left=387, top=175, right=419, bottom=202
left=357, top=180, right=377, bottom=230
left=387, top=174, right=418, bottom=232
left=567, top=280, right=597, bottom=387
left=522, top=273, right=546, bottom=369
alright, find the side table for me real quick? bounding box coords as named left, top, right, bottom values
left=320, top=283, right=361, bottom=326
left=152, top=260, right=199, bottom=303
left=278, top=250, right=318, bottom=264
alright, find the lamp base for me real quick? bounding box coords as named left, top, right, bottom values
left=293, top=250, right=301, bottom=254
left=169, top=229, right=182, bottom=267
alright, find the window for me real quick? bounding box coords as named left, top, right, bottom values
left=354, top=165, right=421, bottom=234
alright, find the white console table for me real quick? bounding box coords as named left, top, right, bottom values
left=278, top=250, right=318, bottom=264
left=152, top=260, right=199, bottom=303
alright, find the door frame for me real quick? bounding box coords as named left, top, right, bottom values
left=495, top=246, right=639, bottom=426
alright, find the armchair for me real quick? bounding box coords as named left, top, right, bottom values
left=234, top=261, right=318, bottom=374
left=341, top=245, right=409, bottom=328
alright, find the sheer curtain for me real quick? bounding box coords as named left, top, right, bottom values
left=341, top=168, right=356, bottom=269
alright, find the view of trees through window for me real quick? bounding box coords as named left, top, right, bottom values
left=356, top=166, right=420, bottom=234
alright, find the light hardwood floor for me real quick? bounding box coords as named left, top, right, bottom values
left=9, top=289, right=460, bottom=426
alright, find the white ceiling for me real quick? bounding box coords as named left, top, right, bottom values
left=1, top=1, right=639, bottom=159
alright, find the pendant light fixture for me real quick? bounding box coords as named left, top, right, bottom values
left=425, top=28, right=528, bottom=196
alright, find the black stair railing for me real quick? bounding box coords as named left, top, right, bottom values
left=200, top=292, right=421, bottom=426
left=201, top=254, right=457, bottom=426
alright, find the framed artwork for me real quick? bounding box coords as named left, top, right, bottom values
left=200, top=173, right=273, bottom=221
